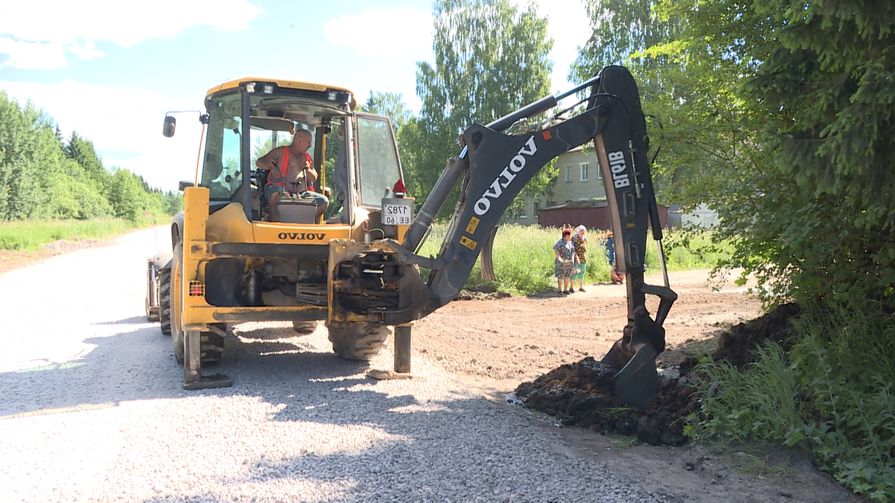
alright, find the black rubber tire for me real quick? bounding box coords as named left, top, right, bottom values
left=168, top=247, right=223, bottom=366
left=292, top=320, right=318, bottom=335
left=171, top=245, right=185, bottom=365
left=159, top=264, right=172, bottom=336
left=328, top=324, right=390, bottom=361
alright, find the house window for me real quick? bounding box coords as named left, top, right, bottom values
left=533, top=201, right=540, bottom=216
left=596, top=166, right=602, bottom=180
left=564, top=165, right=572, bottom=182
left=580, top=162, right=589, bottom=182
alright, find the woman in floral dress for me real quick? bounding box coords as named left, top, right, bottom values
left=553, top=228, right=578, bottom=294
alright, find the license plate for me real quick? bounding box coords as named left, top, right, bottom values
left=382, top=198, right=413, bottom=226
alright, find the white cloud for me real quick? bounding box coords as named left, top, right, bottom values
left=0, top=80, right=203, bottom=191
left=0, top=0, right=264, bottom=69
left=0, top=37, right=67, bottom=70
left=68, top=42, right=105, bottom=62
left=322, top=8, right=433, bottom=60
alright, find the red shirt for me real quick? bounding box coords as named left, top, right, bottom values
left=268, top=147, right=314, bottom=192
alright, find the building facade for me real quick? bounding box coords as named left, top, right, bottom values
left=502, top=146, right=675, bottom=230
left=503, top=146, right=607, bottom=225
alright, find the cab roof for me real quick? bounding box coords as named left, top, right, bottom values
left=206, top=77, right=356, bottom=109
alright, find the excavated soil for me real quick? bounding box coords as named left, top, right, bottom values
left=514, top=303, right=802, bottom=446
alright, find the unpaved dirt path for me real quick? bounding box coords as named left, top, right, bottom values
left=0, top=227, right=858, bottom=502
left=413, top=268, right=760, bottom=387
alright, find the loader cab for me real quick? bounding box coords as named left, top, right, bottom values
left=173, top=78, right=404, bottom=225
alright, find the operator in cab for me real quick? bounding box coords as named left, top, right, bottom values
left=256, top=128, right=329, bottom=221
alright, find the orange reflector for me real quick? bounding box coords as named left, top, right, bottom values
left=188, top=281, right=205, bottom=297
left=542, top=129, right=553, bottom=141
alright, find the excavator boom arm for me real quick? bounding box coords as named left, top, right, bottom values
left=330, top=66, right=676, bottom=408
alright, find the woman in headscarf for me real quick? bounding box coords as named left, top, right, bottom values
left=571, top=225, right=588, bottom=292
left=553, top=227, right=578, bottom=294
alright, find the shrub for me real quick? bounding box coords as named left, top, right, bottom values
left=691, top=299, right=895, bottom=501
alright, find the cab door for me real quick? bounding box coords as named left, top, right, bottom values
left=353, top=113, right=404, bottom=210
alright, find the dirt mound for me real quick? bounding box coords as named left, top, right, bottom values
left=456, top=284, right=511, bottom=301
left=515, top=303, right=802, bottom=445
left=515, top=358, right=696, bottom=445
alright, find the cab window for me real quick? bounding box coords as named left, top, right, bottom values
left=201, top=93, right=243, bottom=201
left=355, top=114, right=402, bottom=207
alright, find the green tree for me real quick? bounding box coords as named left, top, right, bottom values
left=0, top=92, right=70, bottom=220
left=49, top=158, right=111, bottom=219
left=411, top=0, right=554, bottom=217
left=655, top=0, right=895, bottom=306
left=362, top=91, right=412, bottom=130
left=65, top=132, right=110, bottom=192
left=107, top=168, right=165, bottom=222
left=570, top=0, right=678, bottom=78
left=568, top=0, right=751, bottom=209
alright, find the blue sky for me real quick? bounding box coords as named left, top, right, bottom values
left=0, top=0, right=590, bottom=191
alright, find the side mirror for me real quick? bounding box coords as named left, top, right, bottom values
left=163, top=116, right=176, bottom=137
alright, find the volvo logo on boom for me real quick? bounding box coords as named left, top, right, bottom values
left=473, top=135, right=538, bottom=216
left=278, top=232, right=326, bottom=240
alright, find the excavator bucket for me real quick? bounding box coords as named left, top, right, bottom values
left=600, top=305, right=669, bottom=410
left=602, top=343, right=658, bottom=411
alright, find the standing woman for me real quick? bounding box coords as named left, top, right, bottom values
left=553, top=228, right=578, bottom=294
left=571, top=225, right=589, bottom=292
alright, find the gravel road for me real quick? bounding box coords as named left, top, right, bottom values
left=0, top=227, right=668, bottom=502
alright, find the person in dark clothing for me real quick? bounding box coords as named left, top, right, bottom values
left=605, top=230, right=623, bottom=284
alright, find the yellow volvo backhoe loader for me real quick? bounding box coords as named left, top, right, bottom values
left=147, top=67, right=675, bottom=409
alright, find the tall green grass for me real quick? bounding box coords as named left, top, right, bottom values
left=690, top=299, right=895, bottom=501
left=0, top=217, right=165, bottom=251
left=417, top=223, right=730, bottom=295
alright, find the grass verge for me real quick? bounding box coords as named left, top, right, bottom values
left=417, top=223, right=731, bottom=295
left=0, top=216, right=167, bottom=251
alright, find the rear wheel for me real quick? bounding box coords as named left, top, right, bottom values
left=292, top=320, right=318, bottom=335
left=145, top=261, right=160, bottom=322
left=171, top=244, right=185, bottom=364
left=170, top=244, right=223, bottom=366
left=159, top=264, right=172, bottom=336
left=328, top=324, right=390, bottom=361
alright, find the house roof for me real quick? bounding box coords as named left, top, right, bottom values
left=541, top=199, right=608, bottom=211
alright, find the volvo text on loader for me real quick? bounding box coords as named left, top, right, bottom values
left=147, top=66, right=676, bottom=409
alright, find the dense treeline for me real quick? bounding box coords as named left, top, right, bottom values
left=362, top=0, right=894, bottom=499
left=0, top=91, right=179, bottom=223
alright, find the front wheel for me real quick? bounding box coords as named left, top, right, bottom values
left=327, top=324, right=390, bottom=361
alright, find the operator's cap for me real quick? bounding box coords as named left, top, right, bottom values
left=575, top=225, right=586, bottom=233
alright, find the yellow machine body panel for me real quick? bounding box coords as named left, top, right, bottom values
left=179, top=187, right=356, bottom=327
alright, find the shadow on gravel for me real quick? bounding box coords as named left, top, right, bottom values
left=3, top=319, right=543, bottom=503
left=0, top=322, right=400, bottom=420
left=91, top=315, right=149, bottom=326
